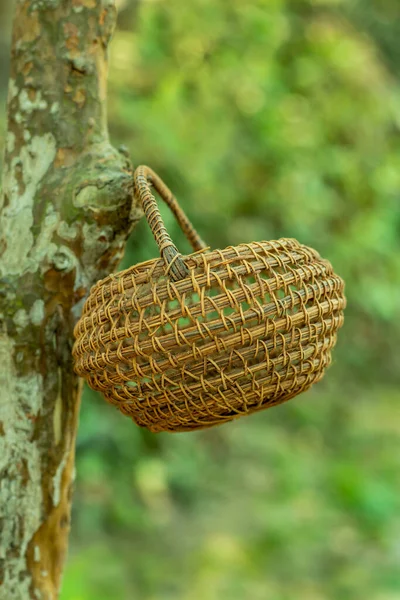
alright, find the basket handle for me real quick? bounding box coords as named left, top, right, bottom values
left=134, top=165, right=207, bottom=281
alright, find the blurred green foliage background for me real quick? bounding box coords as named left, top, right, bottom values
left=1, top=1, right=400, bottom=598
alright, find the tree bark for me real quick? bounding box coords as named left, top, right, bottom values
left=0, top=1, right=139, bottom=598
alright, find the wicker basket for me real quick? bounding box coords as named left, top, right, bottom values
left=73, top=166, right=346, bottom=432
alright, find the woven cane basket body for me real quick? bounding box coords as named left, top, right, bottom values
left=73, top=167, right=346, bottom=432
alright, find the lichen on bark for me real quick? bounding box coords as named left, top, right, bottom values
left=0, top=1, right=139, bottom=598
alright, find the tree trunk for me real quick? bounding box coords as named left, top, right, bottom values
left=0, top=1, right=139, bottom=598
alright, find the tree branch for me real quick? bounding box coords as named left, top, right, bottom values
left=0, top=1, right=139, bottom=598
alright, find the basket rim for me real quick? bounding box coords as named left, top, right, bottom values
left=90, top=237, right=307, bottom=290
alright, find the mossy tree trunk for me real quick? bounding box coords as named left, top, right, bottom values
left=0, top=1, right=139, bottom=598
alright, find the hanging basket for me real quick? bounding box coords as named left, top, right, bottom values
left=73, top=166, right=346, bottom=433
